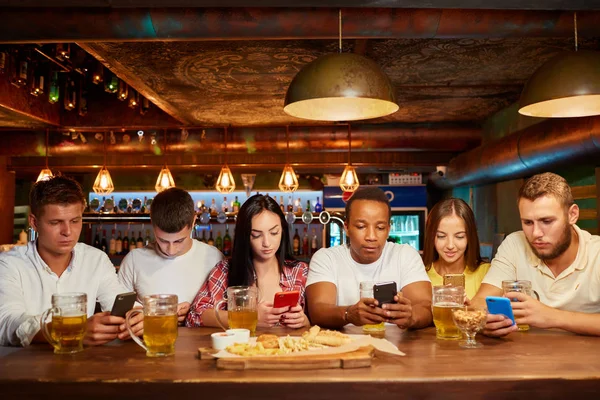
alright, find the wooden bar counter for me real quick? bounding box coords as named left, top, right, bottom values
left=1, top=325, right=599, bottom=399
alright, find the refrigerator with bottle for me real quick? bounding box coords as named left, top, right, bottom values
left=323, top=185, right=427, bottom=253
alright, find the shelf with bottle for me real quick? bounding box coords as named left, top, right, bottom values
left=84, top=222, right=154, bottom=258
left=389, top=230, right=420, bottom=237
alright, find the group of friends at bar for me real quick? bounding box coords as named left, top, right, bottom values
left=1, top=170, right=599, bottom=348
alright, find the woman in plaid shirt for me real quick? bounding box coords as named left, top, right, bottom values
left=186, top=194, right=309, bottom=329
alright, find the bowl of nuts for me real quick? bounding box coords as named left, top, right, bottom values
left=452, top=306, right=487, bottom=349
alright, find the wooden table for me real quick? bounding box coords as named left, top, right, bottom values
left=1, top=325, right=600, bottom=399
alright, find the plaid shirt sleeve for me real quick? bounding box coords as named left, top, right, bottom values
left=282, top=260, right=309, bottom=309
left=185, top=260, right=230, bottom=327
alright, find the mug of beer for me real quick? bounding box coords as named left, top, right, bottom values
left=502, top=280, right=540, bottom=331
left=359, top=281, right=385, bottom=336
left=40, top=292, right=87, bottom=354
left=126, top=294, right=178, bottom=357
left=432, top=285, right=464, bottom=340
left=215, top=286, right=258, bottom=336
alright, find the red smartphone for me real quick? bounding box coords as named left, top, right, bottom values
left=273, top=291, right=300, bottom=308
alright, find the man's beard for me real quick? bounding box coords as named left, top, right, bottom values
left=528, top=224, right=572, bottom=261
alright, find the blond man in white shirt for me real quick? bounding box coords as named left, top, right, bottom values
left=0, top=176, right=143, bottom=347
left=473, top=172, right=600, bottom=336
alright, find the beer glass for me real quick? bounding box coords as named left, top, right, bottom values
left=126, top=294, right=178, bottom=357
left=432, top=285, right=464, bottom=340
left=359, top=281, right=385, bottom=336
left=40, top=292, right=87, bottom=354
left=502, top=280, right=540, bottom=331
left=215, top=286, right=258, bottom=336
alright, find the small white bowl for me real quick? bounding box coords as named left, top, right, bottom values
left=211, top=332, right=237, bottom=350
left=226, top=328, right=250, bottom=343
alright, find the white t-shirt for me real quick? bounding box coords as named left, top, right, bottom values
left=307, top=241, right=430, bottom=307
left=0, top=242, right=128, bottom=347
left=482, top=224, right=600, bottom=313
left=118, top=240, right=223, bottom=304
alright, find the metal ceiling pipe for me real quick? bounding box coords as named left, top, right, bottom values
left=0, top=8, right=599, bottom=43
left=438, top=116, right=600, bottom=188
left=0, top=123, right=481, bottom=156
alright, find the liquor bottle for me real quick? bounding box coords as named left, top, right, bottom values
left=207, top=229, right=215, bottom=246
left=130, top=230, right=136, bottom=249
left=136, top=231, right=144, bottom=248
left=93, top=229, right=100, bottom=249
left=115, top=231, right=123, bottom=255
left=279, top=196, right=284, bottom=212
left=109, top=229, right=116, bottom=255
left=100, top=230, right=108, bottom=254
left=305, top=200, right=311, bottom=212
left=122, top=231, right=129, bottom=255
left=223, top=226, right=232, bottom=256
left=141, top=196, right=147, bottom=213
left=215, top=231, right=223, bottom=252
left=302, top=227, right=309, bottom=256
left=287, top=196, right=294, bottom=212
left=293, top=229, right=300, bottom=256
left=295, top=198, right=302, bottom=214
left=209, top=198, right=217, bottom=215
left=315, top=197, right=323, bottom=213
left=144, top=229, right=151, bottom=246
left=221, top=197, right=228, bottom=213
left=232, top=196, right=240, bottom=213
left=201, top=229, right=207, bottom=244
left=311, top=228, right=319, bottom=254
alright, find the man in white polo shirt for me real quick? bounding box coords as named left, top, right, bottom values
left=118, top=187, right=223, bottom=323
left=473, top=172, right=600, bottom=336
left=306, top=187, right=432, bottom=330
left=0, top=176, right=143, bottom=347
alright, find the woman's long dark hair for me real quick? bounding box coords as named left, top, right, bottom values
left=227, top=194, right=295, bottom=287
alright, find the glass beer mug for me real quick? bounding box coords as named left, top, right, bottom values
left=432, top=285, right=464, bottom=340
left=502, top=280, right=540, bottom=331
left=126, top=294, right=178, bottom=357
left=359, top=281, right=386, bottom=336
left=215, top=286, right=258, bottom=336
left=41, top=292, right=87, bottom=354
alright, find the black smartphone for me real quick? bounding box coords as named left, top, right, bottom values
left=373, top=281, right=397, bottom=306
left=110, top=292, right=137, bottom=318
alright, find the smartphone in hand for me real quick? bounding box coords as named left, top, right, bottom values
left=273, top=291, right=300, bottom=309
left=373, top=281, right=397, bottom=306
left=110, top=292, right=137, bottom=318
left=485, top=296, right=516, bottom=325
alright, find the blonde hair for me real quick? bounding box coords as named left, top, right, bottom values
left=518, top=172, right=574, bottom=209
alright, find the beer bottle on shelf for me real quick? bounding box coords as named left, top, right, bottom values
left=136, top=231, right=144, bottom=248
left=93, top=229, right=100, bottom=249
left=144, top=229, right=151, bottom=246
left=311, top=228, right=319, bottom=254
left=141, top=196, right=147, bottom=213
left=305, top=200, right=311, bottom=212
left=207, top=229, right=215, bottom=246
left=293, top=229, right=300, bottom=256
left=287, top=196, right=294, bottom=212
left=279, top=196, right=284, bottom=213
left=221, top=197, right=229, bottom=213
left=130, top=230, right=136, bottom=249
left=315, top=197, right=323, bottom=213
left=122, top=231, right=129, bottom=255
left=109, top=229, right=116, bottom=255
left=101, top=229, right=108, bottom=254
left=115, top=230, right=123, bottom=255
left=302, top=227, right=309, bottom=256
left=210, top=199, right=218, bottom=215
left=215, top=231, right=223, bottom=252
left=223, top=226, right=232, bottom=256
left=232, top=196, right=240, bottom=213
left=295, top=198, right=302, bottom=214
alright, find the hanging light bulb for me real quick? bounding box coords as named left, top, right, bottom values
left=48, top=71, right=59, bottom=104
left=216, top=126, right=236, bottom=193
left=128, top=90, right=139, bottom=109
left=278, top=126, right=299, bottom=192
left=118, top=80, right=129, bottom=101
left=284, top=10, right=397, bottom=121
left=155, top=130, right=176, bottom=193
left=104, top=72, right=118, bottom=93
left=93, top=63, right=104, bottom=85
left=340, top=124, right=360, bottom=192
left=36, top=129, right=54, bottom=183
left=93, top=131, right=114, bottom=195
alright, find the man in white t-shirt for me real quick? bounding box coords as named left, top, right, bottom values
left=474, top=172, right=600, bottom=337
left=118, top=188, right=223, bottom=323
left=306, top=187, right=432, bottom=330
left=0, top=176, right=143, bottom=347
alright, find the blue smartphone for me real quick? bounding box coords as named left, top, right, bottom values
left=485, top=296, right=516, bottom=325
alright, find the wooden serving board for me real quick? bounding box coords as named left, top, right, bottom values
left=198, top=345, right=374, bottom=370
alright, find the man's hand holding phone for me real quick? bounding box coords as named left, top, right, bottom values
left=381, top=292, right=413, bottom=329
